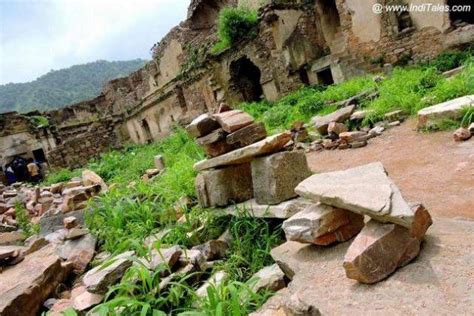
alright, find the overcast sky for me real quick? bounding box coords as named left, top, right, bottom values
left=0, top=0, right=190, bottom=85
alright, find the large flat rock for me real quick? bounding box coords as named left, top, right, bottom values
left=268, top=217, right=474, bottom=314
left=417, top=95, right=474, bottom=128
left=295, top=162, right=418, bottom=228
left=194, top=132, right=291, bottom=171
left=0, top=244, right=69, bottom=316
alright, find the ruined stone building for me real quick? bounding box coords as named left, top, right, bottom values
left=1, top=0, right=473, bottom=169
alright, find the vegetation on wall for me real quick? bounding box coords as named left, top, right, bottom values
left=0, top=59, right=147, bottom=114
left=212, top=7, right=259, bottom=54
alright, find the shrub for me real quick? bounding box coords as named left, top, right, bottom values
left=212, top=7, right=258, bottom=54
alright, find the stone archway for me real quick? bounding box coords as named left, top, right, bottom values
left=229, top=57, right=264, bottom=102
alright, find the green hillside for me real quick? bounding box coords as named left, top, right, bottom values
left=0, top=59, right=147, bottom=113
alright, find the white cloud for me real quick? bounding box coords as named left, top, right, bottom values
left=0, top=0, right=190, bottom=84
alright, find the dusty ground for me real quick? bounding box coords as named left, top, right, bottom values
left=306, top=118, right=474, bottom=220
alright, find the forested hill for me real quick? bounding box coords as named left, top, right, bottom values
left=0, top=59, right=147, bottom=113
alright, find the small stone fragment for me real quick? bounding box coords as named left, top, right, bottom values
left=453, top=127, right=471, bottom=142
left=154, top=154, right=165, bottom=171
left=327, top=122, right=348, bottom=135
left=148, top=245, right=182, bottom=270
left=196, top=271, right=228, bottom=298
left=63, top=216, right=78, bottom=229
left=202, top=139, right=235, bottom=157
left=311, top=105, right=355, bottom=135
left=82, top=170, right=108, bottom=192
left=248, top=264, right=286, bottom=292
left=192, top=240, right=228, bottom=261
left=339, top=131, right=368, bottom=143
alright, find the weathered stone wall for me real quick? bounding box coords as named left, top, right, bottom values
left=47, top=117, right=122, bottom=168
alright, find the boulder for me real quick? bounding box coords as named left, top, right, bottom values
left=311, top=105, right=355, bottom=135
left=220, top=197, right=314, bottom=219
left=213, top=110, right=254, bottom=133
left=295, top=162, right=432, bottom=232
left=186, top=113, right=220, bottom=138
left=226, top=122, right=267, bottom=147
left=282, top=204, right=364, bottom=246
left=417, top=95, right=474, bottom=128
left=0, top=245, right=70, bottom=315
left=327, top=122, right=348, bottom=135
left=453, top=127, right=471, bottom=141
left=24, top=235, right=49, bottom=255
left=251, top=151, right=311, bottom=205
left=195, top=163, right=253, bottom=208
left=248, top=264, right=286, bottom=293
left=40, top=209, right=87, bottom=236
left=56, top=234, right=96, bottom=273
left=343, top=219, right=421, bottom=284
left=83, top=251, right=134, bottom=294
left=82, top=170, right=108, bottom=192
left=194, top=132, right=291, bottom=171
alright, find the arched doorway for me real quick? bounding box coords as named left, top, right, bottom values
left=141, top=119, right=153, bottom=144
left=230, top=57, right=263, bottom=102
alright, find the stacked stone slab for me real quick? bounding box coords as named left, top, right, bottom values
left=290, top=162, right=433, bottom=283
left=188, top=109, right=310, bottom=210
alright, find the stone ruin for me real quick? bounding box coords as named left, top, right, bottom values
left=2, top=0, right=474, bottom=174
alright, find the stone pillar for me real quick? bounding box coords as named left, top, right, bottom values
left=251, top=151, right=311, bottom=205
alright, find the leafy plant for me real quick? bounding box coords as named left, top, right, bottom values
left=212, top=7, right=258, bottom=54
left=15, top=202, right=39, bottom=238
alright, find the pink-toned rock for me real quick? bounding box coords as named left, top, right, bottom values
left=71, top=285, right=104, bottom=311
left=0, top=231, right=25, bottom=246
left=49, top=299, right=73, bottom=315
left=203, top=139, right=235, bottom=157
left=339, top=131, right=368, bottom=143
left=82, top=169, right=108, bottom=192
left=213, top=110, right=254, bottom=133
left=0, top=245, right=70, bottom=315
left=63, top=216, right=78, bottom=229
left=283, top=204, right=364, bottom=246
left=453, top=127, right=471, bottom=141
left=343, top=219, right=422, bottom=284
left=327, top=122, right=348, bottom=135
left=186, top=113, right=220, bottom=138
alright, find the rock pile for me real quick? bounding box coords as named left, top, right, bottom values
left=0, top=170, right=107, bottom=315
left=307, top=106, right=406, bottom=152
left=281, top=162, right=432, bottom=284
left=188, top=107, right=311, bottom=210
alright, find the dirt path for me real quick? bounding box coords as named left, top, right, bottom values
left=306, top=118, right=474, bottom=220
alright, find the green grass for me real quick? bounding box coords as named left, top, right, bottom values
left=14, top=202, right=39, bottom=238
left=240, top=56, right=474, bottom=132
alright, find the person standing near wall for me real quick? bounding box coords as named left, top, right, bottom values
left=27, top=158, right=42, bottom=183
left=5, top=164, right=16, bottom=185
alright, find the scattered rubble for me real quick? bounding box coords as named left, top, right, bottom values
left=453, top=127, right=472, bottom=141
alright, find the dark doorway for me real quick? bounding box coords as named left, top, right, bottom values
left=230, top=57, right=263, bottom=102
left=316, top=67, right=334, bottom=85
left=448, top=0, right=474, bottom=25
left=141, top=119, right=153, bottom=144
left=299, top=67, right=310, bottom=86
left=32, top=148, right=47, bottom=163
